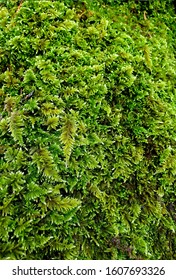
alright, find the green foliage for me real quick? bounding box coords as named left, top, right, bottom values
left=9, top=111, right=24, bottom=144
left=31, top=147, right=58, bottom=179
left=0, top=0, right=176, bottom=260
left=60, top=112, right=77, bottom=166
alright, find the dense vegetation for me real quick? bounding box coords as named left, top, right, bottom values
left=0, top=0, right=176, bottom=259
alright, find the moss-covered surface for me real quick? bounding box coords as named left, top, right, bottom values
left=0, top=0, right=176, bottom=259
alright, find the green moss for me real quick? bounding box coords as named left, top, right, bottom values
left=0, top=0, right=176, bottom=259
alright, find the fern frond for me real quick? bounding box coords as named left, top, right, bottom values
left=60, top=114, right=77, bottom=166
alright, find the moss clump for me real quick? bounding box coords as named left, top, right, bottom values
left=0, top=0, right=176, bottom=259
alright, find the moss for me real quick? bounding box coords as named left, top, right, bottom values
left=0, top=0, right=175, bottom=259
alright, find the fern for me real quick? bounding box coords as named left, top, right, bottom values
left=60, top=114, right=77, bottom=166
